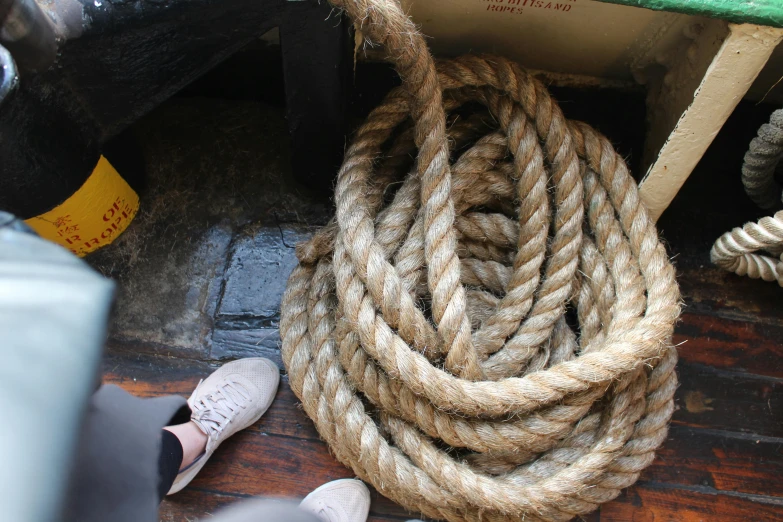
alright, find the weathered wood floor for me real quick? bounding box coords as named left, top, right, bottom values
left=93, top=71, right=783, bottom=521
left=104, top=266, right=783, bottom=521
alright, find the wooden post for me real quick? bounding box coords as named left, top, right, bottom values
left=281, top=0, right=354, bottom=191
left=639, top=23, right=783, bottom=221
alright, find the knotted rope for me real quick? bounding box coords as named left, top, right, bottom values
left=712, top=109, right=783, bottom=285
left=280, top=1, right=681, bottom=519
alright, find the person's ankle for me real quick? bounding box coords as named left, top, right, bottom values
left=164, top=421, right=208, bottom=470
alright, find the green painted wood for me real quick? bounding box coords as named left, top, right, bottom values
left=596, top=0, right=783, bottom=28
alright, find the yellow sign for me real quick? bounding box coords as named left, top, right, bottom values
left=25, top=156, right=139, bottom=257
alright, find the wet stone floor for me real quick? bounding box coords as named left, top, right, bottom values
left=90, top=98, right=328, bottom=366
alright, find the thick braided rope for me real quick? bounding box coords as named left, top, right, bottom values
left=710, top=210, right=783, bottom=286
left=741, top=108, right=783, bottom=209
left=280, top=1, right=681, bottom=519
left=713, top=108, right=783, bottom=285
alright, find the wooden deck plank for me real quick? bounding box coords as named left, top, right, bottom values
left=104, top=346, right=783, bottom=522
left=676, top=313, right=783, bottom=379
left=676, top=265, right=783, bottom=327
left=105, top=346, right=783, bottom=442
left=189, top=432, right=418, bottom=519
left=674, top=362, right=782, bottom=438
left=644, top=426, right=783, bottom=497
left=160, top=489, right=236, bottom=522
left=601, top=482, right=783, bottom=521
left=105, top=350, right=783, bottom=451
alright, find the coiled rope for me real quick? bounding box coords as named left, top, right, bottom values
left=280, top=0, right=681, bottom=519
left=712, top=109, right=783, bottom=285
left=741, top=109, right=783, bottom=210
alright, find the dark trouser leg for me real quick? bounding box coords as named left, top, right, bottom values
left=157, top=429, right=184, bottom=500
left=62, top=385, right=189, bottom=522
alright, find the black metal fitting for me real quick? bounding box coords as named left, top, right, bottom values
left=0, top=0, right=57, bottom=73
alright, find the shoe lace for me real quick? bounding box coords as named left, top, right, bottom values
left=311, top=499, right=342, bottom=522
left=191, top=380, right=251, bottom=437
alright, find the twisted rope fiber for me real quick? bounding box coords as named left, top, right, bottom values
left=741, top=108, right=783, bottom=210
left=713, top=109, right=783, bottom=285
left=711, top=211, right=783, bottom=285
left=280, top=1, right=681, bottom=519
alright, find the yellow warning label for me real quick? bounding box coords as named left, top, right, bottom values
left=25, top=156, right=139, bottom=257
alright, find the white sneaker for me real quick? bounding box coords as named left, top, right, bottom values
left=167, top=357, right=280, bottom=494
left=299, top=479, right=371, bottom=522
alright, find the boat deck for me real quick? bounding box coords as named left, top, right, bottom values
left=92, top=61, right=783, bottom=521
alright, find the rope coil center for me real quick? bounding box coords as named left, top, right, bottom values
left=281, top=2, right=681, bottom=519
